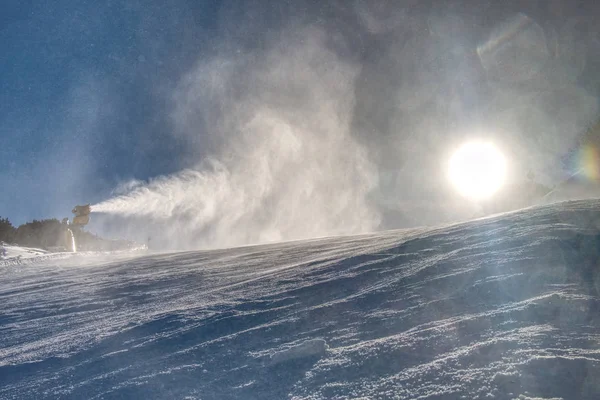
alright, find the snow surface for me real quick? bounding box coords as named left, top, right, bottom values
left=0, top=244, right=53, bottom=263
left=1, top=200, right=600, bottom=399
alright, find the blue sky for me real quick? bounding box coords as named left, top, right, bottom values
left=1, top=0, right=221, bottom=224
left=2, top=0, right=600, bottom=233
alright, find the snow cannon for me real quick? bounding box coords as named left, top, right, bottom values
left=72, top=204, right=91, bottom=227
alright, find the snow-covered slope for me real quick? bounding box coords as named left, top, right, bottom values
left=0, top=244, right=147, bottom=268
left=1, top=201, right=600, bottom=399
left=0, top=244, right=52, bottom=263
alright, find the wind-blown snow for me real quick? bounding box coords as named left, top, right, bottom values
left=0, top=244, right=49, bottom=261
left=0, top=245, right=73, bottom=267
left=1, top=201, right=600, bottom=399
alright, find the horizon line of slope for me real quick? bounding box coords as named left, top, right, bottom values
left=0, top=199, right=599, bottom=399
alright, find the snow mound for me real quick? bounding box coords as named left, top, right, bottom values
left=0, top=244, right=73, bottom=267
left=1, top=200, right=600, bottom=399
left=0, top=244, right=49, bottom=260
left=0, top=244, right=148, bottom=268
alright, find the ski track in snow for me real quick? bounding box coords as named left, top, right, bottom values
left=1, top=200, right=600, bottom=399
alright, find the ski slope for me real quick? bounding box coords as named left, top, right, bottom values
left=1, top=201, right=600, bottom=399
left=0, top=244, right=53, bottom=264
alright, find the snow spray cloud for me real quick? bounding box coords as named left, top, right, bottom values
left=92, top=28, right=380, bottom=249
left=92, top=2, right=600, bottom=244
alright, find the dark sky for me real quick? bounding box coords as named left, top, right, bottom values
left=1, top=0, right=599, bottom=238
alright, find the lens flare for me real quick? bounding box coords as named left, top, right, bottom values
left=576, top=145, right=600, bottom=182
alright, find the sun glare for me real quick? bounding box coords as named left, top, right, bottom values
left=448, top=141, right=507, bottom=200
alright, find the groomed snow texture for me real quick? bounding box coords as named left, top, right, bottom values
left=1, top=201, right=600, bottom=399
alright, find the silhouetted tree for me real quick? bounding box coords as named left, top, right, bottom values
left=2, top=216, right=140, bottom=252
left=14, top=219, right=66, bottom=249
left=0, top=217, right=16, bottom=243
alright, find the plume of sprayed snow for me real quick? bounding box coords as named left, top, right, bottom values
left=92, top=4, right=600, bottom=244
left=93, top=28, right=380, bottom=249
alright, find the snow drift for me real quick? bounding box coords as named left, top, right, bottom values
left=1, top=200, right=600, bottom=399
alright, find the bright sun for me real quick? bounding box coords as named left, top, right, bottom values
left=448, top=141, right=507, bottom=200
